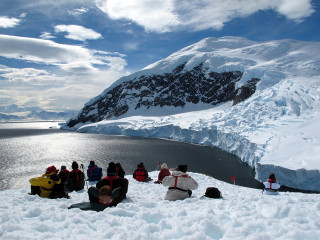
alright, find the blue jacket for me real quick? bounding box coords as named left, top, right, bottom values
left=87, top=164, right=103, bottom=182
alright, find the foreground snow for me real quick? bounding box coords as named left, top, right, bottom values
left=1, top=172, right=319, bottom=240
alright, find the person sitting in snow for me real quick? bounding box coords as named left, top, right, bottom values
left=162, top=165, right=198, bottom=201
left=133, top=162, right=152, bottom=182
left=66, top=161, right=85, bottom=192
left=154, top=163, right=171, bottom=184
left=29, top=165, right=61, bottom=198
left=58, top=165, right=69, bottom=185
left=263, top=173, right=281, bottom=195
left=94, top=162, right=128, bottom=205
left=87, top=161, right=103, bottom=182
left=116, top=163, right=125, bottom=178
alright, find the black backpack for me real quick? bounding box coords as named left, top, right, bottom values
left=204, top=187, right=222, bottom=198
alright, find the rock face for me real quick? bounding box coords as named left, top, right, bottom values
left=66, top=63, right=259, bottom=128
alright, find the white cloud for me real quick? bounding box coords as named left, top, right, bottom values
left=0, top=67, right=58, bottom=85
left=0, top=34, right=129, bottom=110
left=68, top=7, right=89, bottom=16
left=0, top=34, right=125, bottom=73
left=40, top=32, right=56, bottom=40
left=0, top=63, right=129, bottom=110
left=0, top=16, right=21, bottom=28
left=94, top=0, right=315, bottom=33
left=276, top=0, right=315, bottom=22
left=95, top=0, right=179, bottom=33
left=54, top=24, right=102, bottom=41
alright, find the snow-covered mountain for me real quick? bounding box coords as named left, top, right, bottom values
left=0, top=104, right=77, bottom=122
left=62, top=37, right=320, bottom=191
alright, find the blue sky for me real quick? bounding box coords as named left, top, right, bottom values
left=0, top=0, right=319, bottom=111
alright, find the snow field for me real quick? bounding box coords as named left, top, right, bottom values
left=0, top=171, right=319, bottom=240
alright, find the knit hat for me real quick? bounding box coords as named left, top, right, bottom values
left=46, top=165, right=57, bottom=174
left=176, top=165, right=187, bottom=173
left=107, top=162, right=117, bottom=176
left=137, top=162, right=144, bottom=168
left=72, top=161, right=79, bottom=170
left=161, top=163, right=168, bottom=169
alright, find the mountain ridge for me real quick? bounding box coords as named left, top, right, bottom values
left=62, top=37, right=320, bottom=191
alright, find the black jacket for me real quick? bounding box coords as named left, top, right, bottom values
left=95, top=176, right=128, bottom=205
left=66, top=169, right=85, bottom=192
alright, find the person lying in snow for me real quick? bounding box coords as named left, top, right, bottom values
left=29, top=165, right=61, bottom=198
left=94, top=162, right=128, bottom=205
left=87, top=161, right=103, bottom=182
left=162, top=165, right=198, bottom=201
left=68, top=186, right=121, bottom=212
left=154, top=163, right=171, bottom=184
left=263, top=173, right=281, bottom=195
left=133, top=162, right=152, bottom=182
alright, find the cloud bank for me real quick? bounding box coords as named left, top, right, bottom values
left=0, top=34, right=128, bottom=110
left=95, top=0, right=315, bottom=33
left=0, top=34, right=125, bottom=73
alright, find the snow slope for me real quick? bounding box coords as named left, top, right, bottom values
left=62, top=37, right=320, bottom=191
left=1, top=172, right=319, bottom=240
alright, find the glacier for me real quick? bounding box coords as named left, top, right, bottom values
left=62, top=37, right=320, bottom=191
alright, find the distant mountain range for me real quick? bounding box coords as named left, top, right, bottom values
left=0, top=104, right=77, bottom=121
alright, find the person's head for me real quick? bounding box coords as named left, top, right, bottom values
left=90, top=161, right=95, bottom=166
left=161, top=163, right=168, bottom=169
left=107, top=162, right=117, bottom=176
left=61, top=165, right=66, bottom=170
left=46, top=165, right=57, bottom=174
left=176, top=165, right=187, bottom=173
left=99, top=185, right=112, bottom=197
left=137, top=162, right=144, bottom=168
left=98, top=186, right=112, bottom=204
left=115, top=163, right=122, bottom=168
left=72, top=161, right=79, bottom=170
left=269, top=173, right=276, bottom=181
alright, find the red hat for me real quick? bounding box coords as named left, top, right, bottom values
left=46, top=165, right=57, bottom=174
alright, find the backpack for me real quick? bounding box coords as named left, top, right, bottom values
left=204, top=187, right=222, bottom=199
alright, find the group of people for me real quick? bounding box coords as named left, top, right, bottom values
left=29, top=160, right=280, bottom=210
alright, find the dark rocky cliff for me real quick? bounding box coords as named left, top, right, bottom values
left=66, top=63, right=259, bottom=128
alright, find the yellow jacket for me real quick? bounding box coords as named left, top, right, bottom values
left=29, top=173, right=61, bottom=198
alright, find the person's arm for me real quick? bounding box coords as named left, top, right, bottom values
left=188, top=178, right=199, bottom=190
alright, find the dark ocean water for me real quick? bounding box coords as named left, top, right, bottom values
left=0, top=122, right=263, bottom=190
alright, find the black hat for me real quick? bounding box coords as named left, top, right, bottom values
left=137, top=162, right=144, bottom=168
left=61, top=165, right=66, bottom=170
left=107, top=162, right=117, bottom=176
left=90, top=161, right=95, bottom=165
left=72, top=161, right=79, bottom=170
left=176, top=165, right=187, bottom=173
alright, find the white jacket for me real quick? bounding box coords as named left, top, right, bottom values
left=263, top=180, right=280, bottom=195
left=162, top=171, right=198, bottom=201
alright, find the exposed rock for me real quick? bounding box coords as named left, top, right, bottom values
left=67, top=63, right=259, bottom=128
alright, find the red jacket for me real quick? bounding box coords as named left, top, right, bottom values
left=133, top=167, right=148, bottom=182
left=157, top=168, right=171, bottom=183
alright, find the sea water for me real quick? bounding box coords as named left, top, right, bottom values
left=0, top=121, right=263, bottom=190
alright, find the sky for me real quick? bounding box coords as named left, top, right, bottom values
left=0, top=0, right=319, bottom=111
